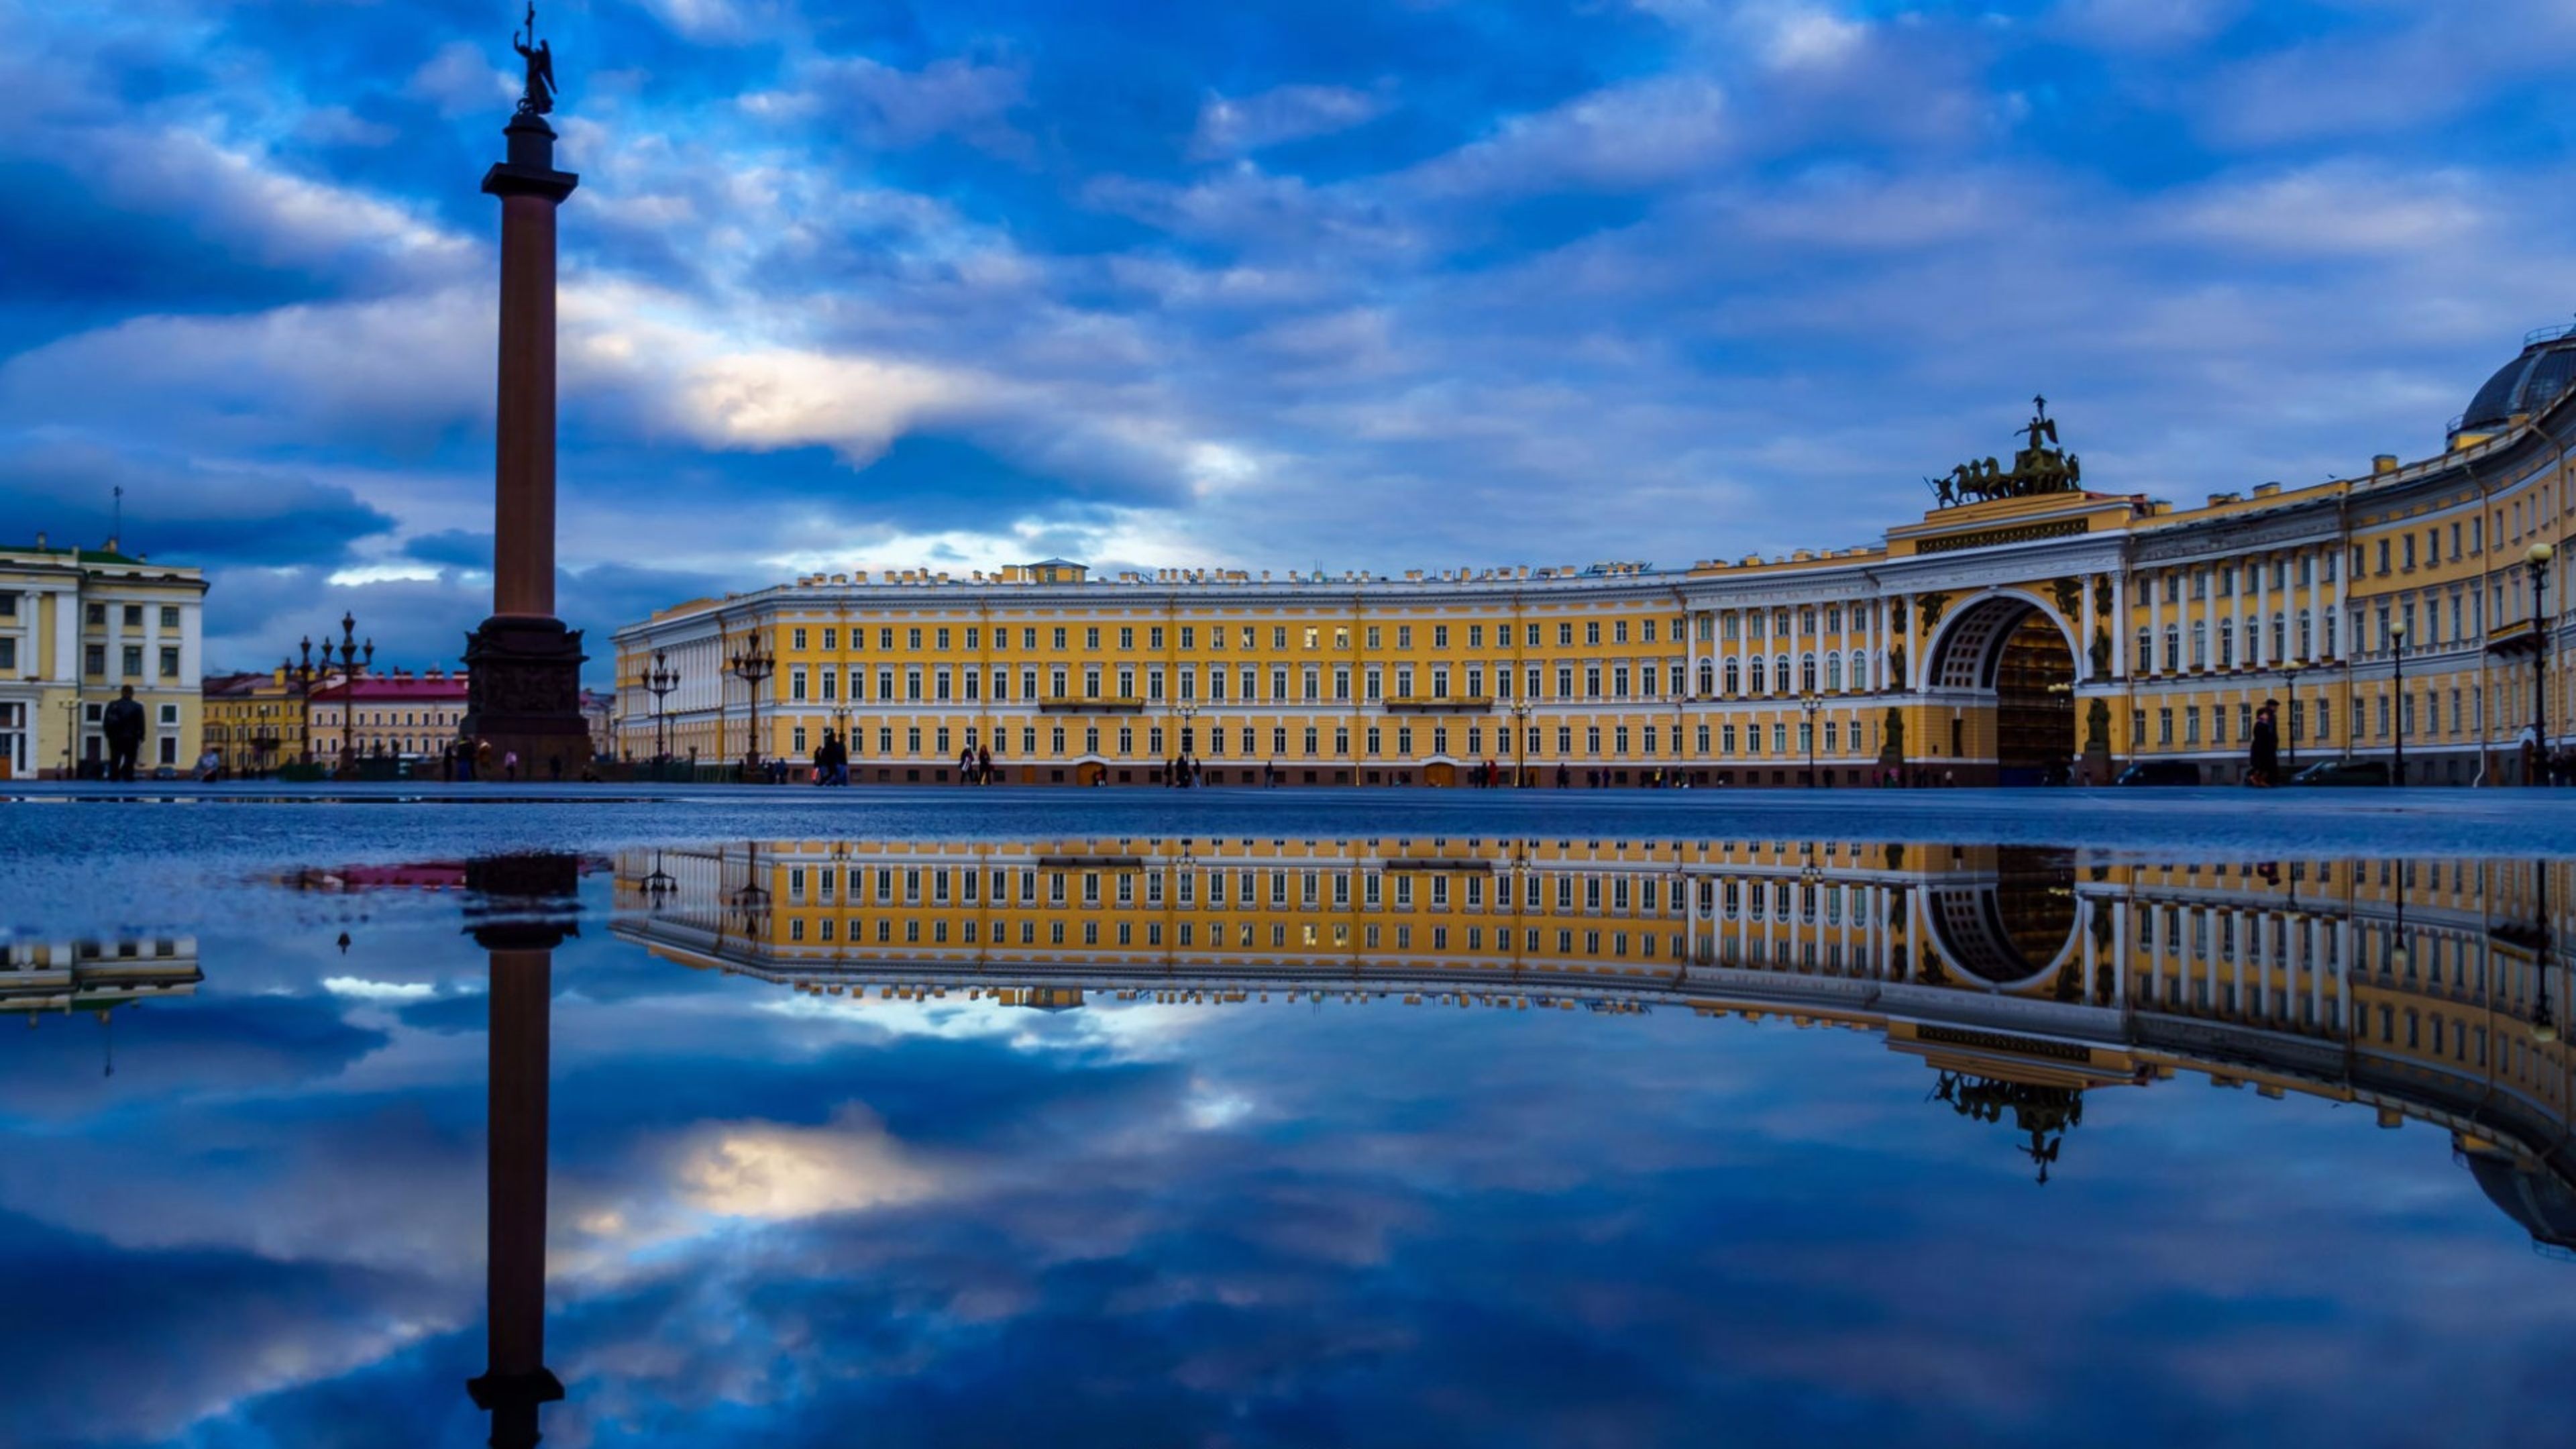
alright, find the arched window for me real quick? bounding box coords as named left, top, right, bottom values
left=1749, top=657, right=1766, bottom=693
left=1724, top=658, right=1741, bottom=694
left=1696, top=661, right=1714, bottom=696
left=1801, top=652, right=1818, bottom=692
left=1774, top=653, right=1790, bottom=694
left=1825, top=653, right=1843, bottom=692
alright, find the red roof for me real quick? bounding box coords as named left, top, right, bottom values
left=310, top=672, right=470, bottom=703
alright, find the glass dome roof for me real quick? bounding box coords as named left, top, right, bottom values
left=2461, top=323, right=2576, bottom=434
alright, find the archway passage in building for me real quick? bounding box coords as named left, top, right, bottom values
left=1930, top=597, right=2079, bottom=786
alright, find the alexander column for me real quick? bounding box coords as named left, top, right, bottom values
left=460, top=4, right=591, bottom=771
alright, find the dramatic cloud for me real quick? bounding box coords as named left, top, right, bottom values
left=3, top=0, right=2573, bottom=686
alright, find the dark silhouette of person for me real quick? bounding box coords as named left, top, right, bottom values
left=2249, top=701, right=2280, bottom=788
left=101, top=685, right=146, bottom=782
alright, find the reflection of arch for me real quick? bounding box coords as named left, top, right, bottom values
left=1925, top=590, right=2080, bottom=690
left=1921, top=849, right=2081, bottom=989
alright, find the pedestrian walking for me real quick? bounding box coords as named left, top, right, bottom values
left=2249, top=700, right=2280, bottom=788
left=102, top=685, right=146, bottom=782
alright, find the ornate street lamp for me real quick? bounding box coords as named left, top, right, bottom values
left=645, top=649, right=681, bottom=767
left=727, top=633, right=775, bottom=773
left=2386, top=616, right=2406, bottom=788
left=2529, top=541, right=2554, bottom=787
left=1509, top=699, right=1534, bottom=788
left=2274, top=662, right=2304, bottom=777
left=1176, top=701, right=1199, bottom=783
left=287, top=614, right=372, bottom=773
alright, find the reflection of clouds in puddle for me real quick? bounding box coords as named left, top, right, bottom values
left=321, top=975, right=441, bottom=1000
left=677, top=1105, right=945, bottom=1220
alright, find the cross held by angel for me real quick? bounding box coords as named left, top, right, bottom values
left=514, top=3, right=557, bottom=116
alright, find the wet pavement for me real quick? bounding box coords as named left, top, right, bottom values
left=3, top=796, right=2573, bottom=1446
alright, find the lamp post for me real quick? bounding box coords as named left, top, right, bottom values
left=290, top=615, right=373, bottom=775
left=2274, top=663, right=2304, bottom=777
left=644, top=649, right=680, bottom=769
left=1509, top=700, right=1534, bottom=788
left=284, top=637, right=319, bottom=766
left=1177, top=701, right=1198, bottom=782
left=1799, top=691, right=1821, bottom=788
left=727, top=632, right=775, bottom=775
left=2529, top=541, right=2554, bottom=786
left=2386, top=616, right=2405, bottom=788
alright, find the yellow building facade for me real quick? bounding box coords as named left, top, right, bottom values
left=611, top=837, right=2576, bottom=1243
left=0, top=537, right=207, bottom=778
left=612, top=329, right=2576, bottom=786
left=201, top=668, right=308, bottom=775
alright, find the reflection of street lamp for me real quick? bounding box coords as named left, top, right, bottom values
left=1799, top=691, right=1821, bottom=788
left=2386, top=616, right=2406, bottom=788
left=645, top=650, right=680, bottom=766
left=2529, top=541, right=2554, bottom=786
left=727, top=633, right=775, bottom=773
left=641, top=852, right=676, bottom=912
left=1509, top=700, right=1534, bottom=787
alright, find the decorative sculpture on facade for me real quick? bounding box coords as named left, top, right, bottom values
left=1925, top=397, right=2085, bottom=508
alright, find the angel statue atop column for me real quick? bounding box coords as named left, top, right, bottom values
left=514, top=3, right=557, bottom=116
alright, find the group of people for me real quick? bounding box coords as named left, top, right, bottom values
left=438, top=738, right=557, bottom=782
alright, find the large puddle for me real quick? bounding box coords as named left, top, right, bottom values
left=6, top=826, right=2572, bottom=1446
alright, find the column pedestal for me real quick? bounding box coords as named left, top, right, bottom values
left=461, top=616, right=591, bottom=773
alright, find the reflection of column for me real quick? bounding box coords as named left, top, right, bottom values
left=464, top=856, right=576, bottom=1449
left=469, top=945, right=561, bottom=1449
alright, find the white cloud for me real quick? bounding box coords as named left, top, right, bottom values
left=2163, top=166, right=2485, bottom=257
left=748, top=54, right=1029, bottom=154
left=1191, top=83, right=1391, bottom=159
left=1409, top=74, right=1729, bottom=198
left=406, top=40, right=518, bottom=119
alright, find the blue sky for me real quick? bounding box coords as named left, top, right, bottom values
left=7, top=0, right=2576, bottom=672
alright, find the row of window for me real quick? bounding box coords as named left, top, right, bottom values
left=2141, top=549, right=2336, bottom=605
left=776, top=653, right=1888, bottom=704
left=777, top=617, right=1713, bottom=657
left=780, top=717, right=1872, bottom=761
left=2137, top=610, right=2332, bottom=673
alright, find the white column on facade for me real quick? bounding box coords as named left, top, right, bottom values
left=2111, top=571, right=2130, bottom=678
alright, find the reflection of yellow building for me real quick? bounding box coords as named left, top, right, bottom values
left=1, top=935, right=203, bottom=1020
left=0, top=537, right=207, bottom=777
left=614, top=839, right=2576, bottom=1246
left=202, top=668, right=307, bottom=775
left=612, top=329, right=2576, bottom=786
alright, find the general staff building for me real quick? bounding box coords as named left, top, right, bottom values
left=612, top=325, right=2576, bottom=786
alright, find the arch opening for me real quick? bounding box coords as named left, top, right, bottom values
left=1928, top=596, right=2080, bottom=786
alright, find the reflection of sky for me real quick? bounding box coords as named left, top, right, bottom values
left=5, top=875, right=2573, bottom=1449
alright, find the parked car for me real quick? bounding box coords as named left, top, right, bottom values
left=2289, top=758, right=2390, bottom=787
left=2114, top=760, right=2202, bottom=786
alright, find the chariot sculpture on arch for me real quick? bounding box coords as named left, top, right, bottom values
left=514, top=3, right=557, bottom=117
left=1926, top=396, right=2085, bottom=508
